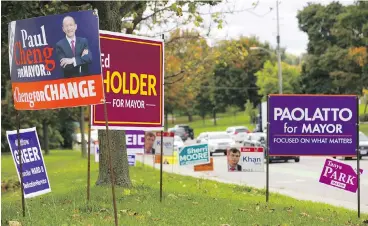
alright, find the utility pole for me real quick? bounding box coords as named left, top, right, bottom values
left=276, top=0, right=283, bottom=94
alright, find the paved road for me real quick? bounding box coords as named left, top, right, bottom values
left=137, top=138, right=368, bottom=213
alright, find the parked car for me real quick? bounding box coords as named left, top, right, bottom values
left=73, top=129, right=98, bottom=144
left=168, top=127, right=188, bottom=141
left=174, top=124, right=194, bottom=140
left=360, top=131, right=368, bottom=158
left=173, top=135, right=185, bottom=151
left=197, top=132, right=234, bottom=156
left=226, top=126, right=250, bottom=143
left=242, top=132, right=300, bottom=163
left=334, top=131, right=368, bottom=160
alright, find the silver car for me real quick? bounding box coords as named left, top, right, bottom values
left=226, top=126, right=250, bottom=143
left=197, top=132, right=234, bottom=156
left=359, top=131, right=368, bottom=157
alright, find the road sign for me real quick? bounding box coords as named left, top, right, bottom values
left=179, top=144, right=209, bottom=166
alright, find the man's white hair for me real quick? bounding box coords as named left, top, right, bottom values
left=62, top=16, right=76, bottom=26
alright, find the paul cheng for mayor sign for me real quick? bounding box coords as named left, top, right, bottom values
left=269, top=95, right=357, bottom=156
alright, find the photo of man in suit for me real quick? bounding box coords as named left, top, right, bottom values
left=228, top=148, right=242, bottom=172
left=144, top=132, right=156, bottom=154
left=56, top=15, right=92, bottom=78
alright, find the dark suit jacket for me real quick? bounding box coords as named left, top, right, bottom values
left=56, top=37, right=92, bottom=78
left=236, top=164, right=242, bottom=171
left=229, top=164, right=242, bottom=171
left=145, top=148, right=155, bottom=155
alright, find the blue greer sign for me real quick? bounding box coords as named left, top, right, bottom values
left=6, top=127, right=51, bottom=198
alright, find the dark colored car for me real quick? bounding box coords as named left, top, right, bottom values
left=168, top=127, right=188, bottom=142
left=174, top=124, right=194, bottom=140
left=333, top=131, right=368, bottom=160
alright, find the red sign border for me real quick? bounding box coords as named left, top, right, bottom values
left=240, top=147, right=264, bottom=153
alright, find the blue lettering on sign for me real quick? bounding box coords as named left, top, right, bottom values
left=156, top=140, right=173, bottom=149
left=243, top=156, right=261, bottom=163
left=128, top=155, right=135, bottom=166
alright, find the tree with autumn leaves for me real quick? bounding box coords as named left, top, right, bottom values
left=165, top=34, right=278, bottom=123
left=164, top=29, right=213, bottom=123
left=296, top=1, right=368, bottom=95
left=2, top=0, right=367, bottom=190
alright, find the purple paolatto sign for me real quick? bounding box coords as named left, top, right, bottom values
left=125, top=130, right=144, bottom=154
left=268, top=95, right=357, bottom=156
left=319, top=158, right=363, bottom=193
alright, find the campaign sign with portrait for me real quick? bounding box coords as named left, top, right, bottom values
left=91, top=30, right=164, bottom=130
left=153, top=132, right=174, bottom=155
left=227, top=147, right=264, bottom=172
left=8, top=10, right=104, bottom=110
left=6, top=127, right=51, bottom=198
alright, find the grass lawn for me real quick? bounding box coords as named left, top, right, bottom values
left=361, top=124, right=368, bottom=135
left=74, top=103, right=367, bottom=135
left=168, top=112, right=255, bottom=135
left=167, top=104, right=368, bottom=136
left=360, top=103, right=367, bottom=116
left=2, top=150, right=368, bottom=225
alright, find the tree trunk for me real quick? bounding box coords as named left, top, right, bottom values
left=213, top=109, right=217, bottom=126
left=202, top=114, right=205, bottom=125
left=96, top=130, right=131, bottom=187
left=364, top=98, right=367, bottom=114
left=42, top=120, right=49, bottom=155
left=80, top=107, right=87, bottom=158
left=187, top=113, right=193, bottom=122
left=171, top=111, right=175, bottom=125
left=164, top=111, right=168, bottom=131
left=93, top=1, right=133, bottom=187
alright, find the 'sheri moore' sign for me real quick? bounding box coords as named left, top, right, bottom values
left=179, top=144, right=210, bottom=166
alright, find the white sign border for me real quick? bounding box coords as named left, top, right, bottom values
left=6, top=127, right=52, bottom=199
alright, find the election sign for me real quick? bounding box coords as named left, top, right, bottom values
left=268, top=95, right=357, bottom=156
left=128, top=154, right=136, bottom=166
left=6, top=127, right=51, bottom=198
left=94, top=141, right=99, bottom=163
left=8, top=10, right=104, bottom=110
left=319, top=158, right=363, bottom=193
left=179, top=144, right=210, bottom=166
left=194, top=158, right=214, bottom=172
left=91, top=30, right=164, bottom=130
left=153, top=132, right=174, bottom=155
left=126, top=130, right=144, bottom=154
left=227, top=147, right=264, bottom=172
